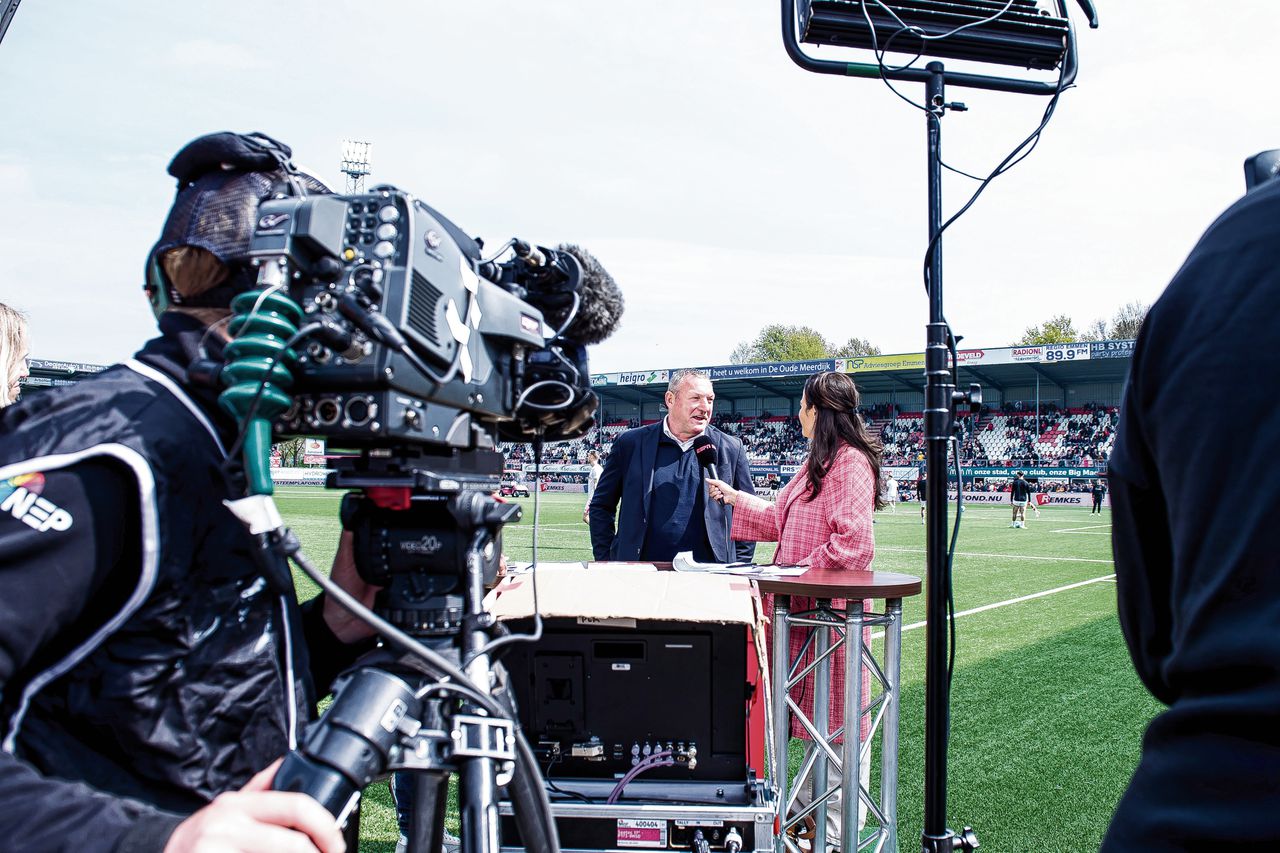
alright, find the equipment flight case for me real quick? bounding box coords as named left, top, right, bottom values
left=487, top=570, right=775, bottom=852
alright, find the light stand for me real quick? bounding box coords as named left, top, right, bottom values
left=780, top=2, right=1096, bottom=850
left=920, top=61, right=982, bottom=853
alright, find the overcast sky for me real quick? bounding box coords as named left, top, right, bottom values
left=1, top=1, right=1276, bottom=372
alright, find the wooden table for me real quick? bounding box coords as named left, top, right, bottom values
left=755, top=570, right=922, bottom=853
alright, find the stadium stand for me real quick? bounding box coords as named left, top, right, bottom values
left=499, top=402, right=1119, bottom=488
left=22, top=341, right=1131, bottom=489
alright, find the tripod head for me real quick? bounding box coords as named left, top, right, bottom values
left=333, top=446, right=518, bottom=637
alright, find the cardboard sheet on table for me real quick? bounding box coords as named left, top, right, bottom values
left=485, top=564, right=757, bottom=625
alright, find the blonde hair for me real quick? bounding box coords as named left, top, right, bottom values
left=0, top=303, right=29, bottom=408
left=161, top=246, right=234, bottom=326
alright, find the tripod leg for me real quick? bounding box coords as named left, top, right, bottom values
left=394, top=770, right=451, bottom=853
left=458, top=755, right=501, bottom=853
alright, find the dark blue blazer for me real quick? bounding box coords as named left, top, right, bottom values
left=589, top=422, right=756, bottom=562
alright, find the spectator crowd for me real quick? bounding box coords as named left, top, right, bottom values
left=500, top=402, right=1117, bottom=488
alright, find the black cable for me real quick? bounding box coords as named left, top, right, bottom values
left=854, top=0, right=1072, bottom=301
left=941, top=160, right=986, bottom=182
left=921, top=63, right=1069, bottom=297
left=288, top=532, right=562, bottom=852
left=400, top=341, right=456, bottom=387
left=543, top=754, right=595, bottom=804
left=286, top=538, right=503, bottom=715
left=946, top=436, right=964, bottom=692
left=463, top=434, right=547, bottom=668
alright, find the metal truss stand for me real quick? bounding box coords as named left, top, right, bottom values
left=772, top=596, right=905, bottom=853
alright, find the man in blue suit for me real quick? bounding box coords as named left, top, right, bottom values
left=589, top=369, right=756, bottom=563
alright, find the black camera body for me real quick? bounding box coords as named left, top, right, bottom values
left=247, top=186, right=596, bottom=452
left=240, top=184, right=613, bottom=638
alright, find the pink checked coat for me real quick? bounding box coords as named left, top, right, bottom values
left=731, top=444, right=876, bottom=742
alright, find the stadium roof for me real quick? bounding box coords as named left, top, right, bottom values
left=22, top=358, right=107, bottom=391
left=18, top=340, right=1135, bottom=407
left=591, top=339, right=1135, bottom=407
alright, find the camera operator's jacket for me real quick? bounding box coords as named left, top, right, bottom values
left=0, top=331, right=355, bottom=852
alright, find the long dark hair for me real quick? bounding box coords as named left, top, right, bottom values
left=801, top=371, right=885, bottom=508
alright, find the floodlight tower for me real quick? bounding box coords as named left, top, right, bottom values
left=340, top=139, right=373, bottom=193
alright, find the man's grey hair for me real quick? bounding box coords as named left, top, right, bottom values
left=667, top=368, right=710, bottom=396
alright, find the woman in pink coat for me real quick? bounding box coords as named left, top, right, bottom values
left=708, top=370, right=883, bottom=848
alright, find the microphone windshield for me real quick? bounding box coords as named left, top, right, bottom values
left=557, top=243, right=624, bottom=345
left=692, top=435, right=718, bottom=471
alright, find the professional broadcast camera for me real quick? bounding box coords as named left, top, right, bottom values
left=214, top=171, right=621, bottom=853
left=220, top=182, right=621, bottom=628
left=246, top=188, right=610, bottom=448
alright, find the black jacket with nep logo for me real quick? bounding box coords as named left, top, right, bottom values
left=0, top=330, right=354, bottom=852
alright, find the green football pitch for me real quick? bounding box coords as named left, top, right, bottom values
left=276, top=487, right=1158, bottom=852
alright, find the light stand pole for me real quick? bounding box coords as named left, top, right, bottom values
left=779, top=2, right=1096, bottom=850
left=920, top=60, right=981, bottom=853
left=921, top=61, right=954, bottom=853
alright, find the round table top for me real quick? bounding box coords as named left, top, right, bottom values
left=593, top=562, right=922, bottom=600
left=754, top=568, right=922, bottom=599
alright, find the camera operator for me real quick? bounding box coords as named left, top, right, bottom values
left=0, top=133, right=378, bottom=852
left=1101, top=170, right=1280, bottom=849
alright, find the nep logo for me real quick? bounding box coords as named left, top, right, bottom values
left=0, top=473, right=74, bottom=532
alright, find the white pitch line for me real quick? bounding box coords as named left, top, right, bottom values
left=1051, top=523, right=1112, bottom=535
left=869, top=572, right=1117, bottom=639
left=876, top=546, right=1114, bottom=565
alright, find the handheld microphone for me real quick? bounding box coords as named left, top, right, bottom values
left=692, top=435, right=719, bottom=483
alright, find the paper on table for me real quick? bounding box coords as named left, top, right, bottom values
left=672, top=552, right=809, bottom=577
left=752, top=565, right=810, bottom=577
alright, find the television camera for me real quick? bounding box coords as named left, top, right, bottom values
left=215, top=177, right=621, bottom=853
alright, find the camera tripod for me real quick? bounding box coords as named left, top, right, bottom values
left=271, top=454, right=559, bottom=853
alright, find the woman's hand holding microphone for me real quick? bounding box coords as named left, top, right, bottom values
left=706, top=478, right=741, bottom=507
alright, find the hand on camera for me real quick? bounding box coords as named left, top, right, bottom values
left=322, top=531, right=381, bottom=644
left=705, top=478, right=740, bottom=507
left=164, top=759, right=345, bottom=853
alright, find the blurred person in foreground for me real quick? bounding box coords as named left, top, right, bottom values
left=0, top=132, right=378, bottom=853
left=0, top=303, right=30, bottom=407
left=589, top=368, right=755, bottom=563
left=707, top=370, right=882, bottom=847
left=1101, top=169, right=1280, bottom=851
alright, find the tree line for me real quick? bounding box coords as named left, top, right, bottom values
left=1013, top=301, right=1149, bottom=346
left=730, top=324, right=881, bottom=364
left=727, top=300, right=1150, bottom=363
